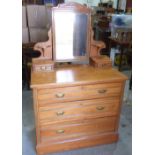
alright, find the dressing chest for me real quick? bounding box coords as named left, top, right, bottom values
left=30, top=2, right=127, bottom=155
left=31, top=65, right=127, bottom=155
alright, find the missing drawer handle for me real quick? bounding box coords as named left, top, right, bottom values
left=96, top=106, right=105, bottom=111
left=55, top=93, right=65, bottom=98
left=98, top=89, right=107, bottom=94
left=56, top=111, right=64, bottom=116
left=56, top=129, right=65, bottom=134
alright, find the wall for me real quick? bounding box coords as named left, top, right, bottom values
left=65, top=0, right=87, bottom=5
left=65, top=0, right=118, bottom=8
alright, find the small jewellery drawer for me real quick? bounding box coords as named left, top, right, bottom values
left=39, top=97, right=120, bottom=125
left=40, top=117, right=117, bottom=142
left=38, top=83, right=122, bottom=104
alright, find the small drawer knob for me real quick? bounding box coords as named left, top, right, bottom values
left=98, top=89, right=107, bottom=94
left=96, top=106, right=105, bottom=111
left=55, top=93, right=65, bottom=98
left=56, top=129, right=65, bottom=134
left=56, top=111, right=64, bottom=116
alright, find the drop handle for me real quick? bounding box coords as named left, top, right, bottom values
left=96, top=106, right=105, bottom=111
left=55, top=93, right=65, bottom=98
left=56, top=129, right=65, bottom=134
left=98, top=89, right=107, bottom=94
left=56, top=111, right=64, bottom=116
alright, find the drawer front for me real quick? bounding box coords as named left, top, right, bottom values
left=40, top=117, right=117, bottom=142
left=39, top=97, right=119, bottom=125
left=38, top=83, right=122, bottom=104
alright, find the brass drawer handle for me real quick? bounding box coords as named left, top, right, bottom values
left=56, top=129, right=65, bottom=134
left=55, top=93, right=65, bottom=98
left=98, top=89, right=107, bottom=94
left=96, top=106, right=105, bottom=110
left=56, top=111, right=64, bottom=116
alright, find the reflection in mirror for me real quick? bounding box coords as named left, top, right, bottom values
left=54, top=11, right=88, bottom=61
left=73, top=13, right=87, bottom=57
left=55, top=11, right=75, bottom=60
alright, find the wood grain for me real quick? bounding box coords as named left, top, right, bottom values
left=36, top=132, right=118, bottom=154
left=40, top=117, right=117, bottom=142
left=31, top=65, right=127, bottom=88
left=37, top=82, right=122, bottom=103
left=39, top=97, right=120, bottom=125
left=31, top=65, right=127, bottom=155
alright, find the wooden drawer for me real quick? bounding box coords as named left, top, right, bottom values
left=37, top=132, right=118, bottom=154
left=40, top=117, right=117, bottom=143
left=38, top=83, right=122, bottom=104
left=39, top=97, right=119, bottom=125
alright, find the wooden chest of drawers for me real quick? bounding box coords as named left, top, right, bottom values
left=31, top=65, right=127, bottom=155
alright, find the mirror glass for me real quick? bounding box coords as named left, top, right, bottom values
left=54, top=11, right=88, bottom=61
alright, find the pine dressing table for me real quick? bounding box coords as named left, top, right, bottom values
left=30, top=2, right=127, bottom=155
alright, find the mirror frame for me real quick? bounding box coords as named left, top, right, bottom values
left=52, top=2, right=91, bottom=63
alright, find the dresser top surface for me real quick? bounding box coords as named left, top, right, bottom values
left=31, top=65, right=127, bottom=88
